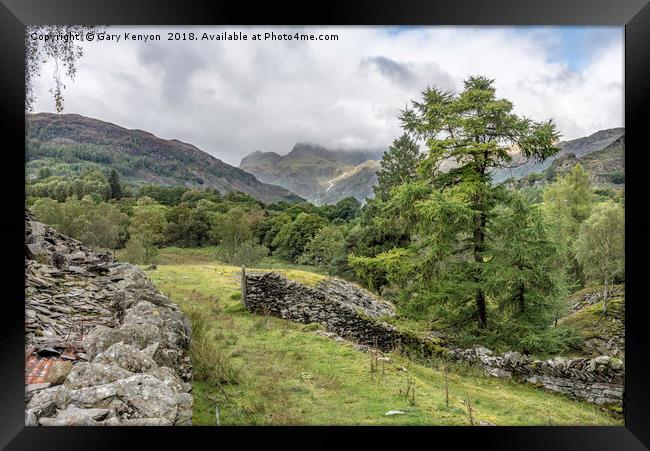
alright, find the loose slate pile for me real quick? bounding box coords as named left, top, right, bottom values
left=25, top=212, right=193, bottom=426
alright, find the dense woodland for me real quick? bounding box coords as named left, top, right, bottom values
left=26, top=76, right=624, bottom=356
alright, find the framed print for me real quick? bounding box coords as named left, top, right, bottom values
left=1, top=0, right=648, bottom=449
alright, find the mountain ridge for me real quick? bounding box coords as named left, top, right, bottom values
left=26, top=113, right=304, bottom=204
left=492, top=127, right=625, bottom=183
left=239, top=143, right=384, bottom=204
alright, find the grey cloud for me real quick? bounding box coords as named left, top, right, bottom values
left=360, top=56, right=415, bottom=85
left=136, top=43, right=205, bottom=105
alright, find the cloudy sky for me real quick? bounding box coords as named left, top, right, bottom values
left=31, top=26, right=623, bottom=166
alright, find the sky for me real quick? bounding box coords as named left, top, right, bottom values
left=31, top=26, right=624, bottom=166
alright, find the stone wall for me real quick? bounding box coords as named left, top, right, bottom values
left=450, top=347, right=624, bottom=407
left=243, top=271, right=624, bottom=409
left=243, top=272, right=444, bottom=355
left=25, top=213, right=193, bottom=426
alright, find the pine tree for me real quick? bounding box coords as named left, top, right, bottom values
left=374, top=134, right=422, bottom=201
left=108, top=169, right=122, bottom=200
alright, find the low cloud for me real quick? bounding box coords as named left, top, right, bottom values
left=31, top=26, right=623, bottom=166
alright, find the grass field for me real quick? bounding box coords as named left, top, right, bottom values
left=137, top=247, right=621, bottom=426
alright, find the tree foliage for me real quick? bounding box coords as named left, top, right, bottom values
left=299, top=225, right=346, bottom=272
left=31, top=195, right=128, bottom=249
left=26, top=25, right=98, bottom=112
left=272, top=213, right=328, bottom=262
left=575, top=201, right=625, bottom=311
left=374, top=133, right=422, bottom=201
left=393, top=76, right=560, bottom=328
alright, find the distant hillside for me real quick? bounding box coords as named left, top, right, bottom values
left=240, top=143, right=384, bottom=204
left=551, top=135, right=625, bottom=185
left=26, top=113, right=303, bottom=204
left=492, top=128, right=625, bottom=183
left=319, top=160, right=380, bottom=205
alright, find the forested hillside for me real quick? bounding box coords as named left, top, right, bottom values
left=26, top=113, right=303, bottom=204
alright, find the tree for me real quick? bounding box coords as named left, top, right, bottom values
left=139, top=184, right=188, bottom=206
left=299, top=225, right=346, bottom=272
left=374, top=134, right=422, bottom=201
left=484, top=192, right=574, bottom=352
left=575, top=201, right=625, bottom=313
left=329, top=197, right=361, bottom=222
left=128, top=203, right=168, bottom=263
left=164, top=201, right=215, bottom=247
left=272, top=213, right=328, bottom=262
left=123, top=237, right=146, bottom=264
left=211, top=207, right=267, bottom=265
left=396, top=76, right=560, bottom=328
left=542, top=164, right=594, bottom=287
left=108, top=169, right=122, bottom=200
left=542, top=164, right=594, bottom=237
left=488, top=193, right=566, bottom=314
left=30, top=196, right=128, bottom=249
left=26, top=25, right=97, bottom=112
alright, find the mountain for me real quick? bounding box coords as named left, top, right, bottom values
left=319, top=160, right=381, bottom=205
left=491, top=128, right=625, bottom=183
left=26, top=113, right=303, bottom=204
left=239, top=143, right=384, bottom=204
left=551, top=134, right=625, bottom=185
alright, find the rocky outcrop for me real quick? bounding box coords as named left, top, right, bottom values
left=450, top=347, right=624, bottom=408
left=25, top=213, right=192, bottom=426
left=560, top=285, right=625, bottom=359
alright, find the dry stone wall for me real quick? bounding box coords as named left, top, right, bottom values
left=450, top=347, right=624, bottom=407
left=243, top=272, right=443, bottom=355
left=243, top=272, right=398, bottom=350
left=243, top=271, right=624, bottom=409
left=25, top=213, right=193, bottom=426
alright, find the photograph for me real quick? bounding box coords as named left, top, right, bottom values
left=21, top=24, right=629, bottom=428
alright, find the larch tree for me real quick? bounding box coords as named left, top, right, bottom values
left=542, top=164, right=594, bottom=237
left=396, top=76, right=561, bottom=329
left=542, top=163, right=594, bottom=287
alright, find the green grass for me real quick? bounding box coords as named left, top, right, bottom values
left=560, top=285, right=625, bottom=358
left=136, top=248, right=621, bottom=426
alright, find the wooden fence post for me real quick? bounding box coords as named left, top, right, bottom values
left=241, top=265, right=246, bottom=305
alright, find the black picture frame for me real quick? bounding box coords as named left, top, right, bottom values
left=1, top=1, right=648, bottom=449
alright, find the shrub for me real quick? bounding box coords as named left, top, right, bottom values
left=122, top=237, right=146, bottom=264
left=215, top=241, right=268, bottom=267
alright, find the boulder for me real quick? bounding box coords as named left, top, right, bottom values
left=46, top=360, right=73, bottom=385
left=93, top=343, right=158, bottom=373
left=64, top=363, right=133, bottom=390
left=39, top=406, right=111, bottom=426
left=115, top=374, right=178, bottom=423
